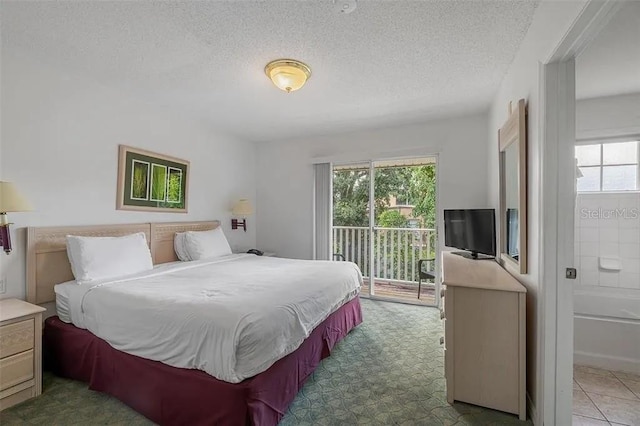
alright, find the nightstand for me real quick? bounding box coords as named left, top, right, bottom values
left=0, top=299, right=46, bottom=411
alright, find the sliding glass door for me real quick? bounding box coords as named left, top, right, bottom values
left=332, top=162, right=372, bottom=294
left=332, top=157, right=439, bottom=307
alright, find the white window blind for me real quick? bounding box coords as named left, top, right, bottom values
left=313, top=163, right=331, bottom=260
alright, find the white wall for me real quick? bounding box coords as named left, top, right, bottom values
left=0, top=13, right=3, bottom=179
left=576, top=92, right=640, bottom=141
left=575, top=1, right=640, bottom=100
left=0, top=47, right=257, bottom=300
left=486, top=1, right=590, bottom=422
left=255, top=113, right=489, bottom=261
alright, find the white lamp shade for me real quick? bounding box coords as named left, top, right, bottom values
left=0, top=182, right=33, bottom=213
left=232, top=199, right=253, bottom=216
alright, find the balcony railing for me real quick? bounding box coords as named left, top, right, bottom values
left=332, top=226, right=437, bottom=283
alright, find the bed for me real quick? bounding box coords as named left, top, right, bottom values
left=27, top=221, right=363, bottom=425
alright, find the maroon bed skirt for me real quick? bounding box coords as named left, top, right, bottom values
left=44, top=296, right=362, bottom=426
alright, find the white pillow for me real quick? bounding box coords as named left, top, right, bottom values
left=66, top=232, right=153, bottom=283
left=183, top=227, right=232, bottom=260
left=174, top=232, right=191, bottom=262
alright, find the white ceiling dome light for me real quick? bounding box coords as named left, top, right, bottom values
left=264, top=59, right=312, bottom=93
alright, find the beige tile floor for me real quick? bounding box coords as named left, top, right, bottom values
left=573, top=364, right=640, bottom=426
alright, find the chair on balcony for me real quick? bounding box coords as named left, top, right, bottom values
left=417, top=258, right=436, bottom=299
left=333, top=253, right=346, bottom=261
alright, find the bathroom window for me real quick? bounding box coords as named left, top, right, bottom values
left=576, top=141, right=640, bottom=192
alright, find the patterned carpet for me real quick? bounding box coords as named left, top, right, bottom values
left=0, top=299, right=530, bottom=425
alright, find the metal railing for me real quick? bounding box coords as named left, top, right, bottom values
left=332, top=226, right=437, bottom=283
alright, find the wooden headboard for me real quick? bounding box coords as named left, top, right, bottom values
left=26, top=220, right=220, bottom=304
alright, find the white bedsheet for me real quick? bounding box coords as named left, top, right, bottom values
left=54, top=281, right=76, bottom=323
left=60, top=254, right=362, bottom=383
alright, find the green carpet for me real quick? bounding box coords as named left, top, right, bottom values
left=0, top=299, right=530, bottom=425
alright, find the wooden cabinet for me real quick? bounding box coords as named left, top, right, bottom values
left=0, top=299, right=46, bottom=411
left=442, top=252, right=526, bottom=420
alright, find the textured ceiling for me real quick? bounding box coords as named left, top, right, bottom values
left=1, top=1, right=539, bottom=142
left=576, top=1, right=640, bottom=100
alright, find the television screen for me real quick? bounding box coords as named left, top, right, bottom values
left=444, top=209, right=496, bottom=257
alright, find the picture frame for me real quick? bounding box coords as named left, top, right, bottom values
left=117, top=145, right=189, bottom=213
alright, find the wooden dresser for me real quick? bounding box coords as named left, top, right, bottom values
left=0, top=298, right=46, bottom=411
left=441, top=252, right=526, bottom=420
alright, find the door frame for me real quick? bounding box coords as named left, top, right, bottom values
left=538, top=1, right=624, bottom=424
left=330, top=153, right=442, bottom=308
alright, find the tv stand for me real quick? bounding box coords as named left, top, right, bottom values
left=442, top=252, right=526, bottom=420
left=452, top=251, right=495, bottom=260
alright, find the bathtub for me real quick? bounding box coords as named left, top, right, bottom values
left=574, top=285, right=640, bottom=374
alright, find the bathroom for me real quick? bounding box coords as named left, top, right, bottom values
left=574, top=187, right=640, bottom=372
left=572, top=3, right=640, bottom=424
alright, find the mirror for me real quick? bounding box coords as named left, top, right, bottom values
left=499, top=99, right=528, bottom=273
left=504, top=143, right=519, bottom=258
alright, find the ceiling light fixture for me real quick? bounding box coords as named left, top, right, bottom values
left=264, top=59, right=311, bottom=93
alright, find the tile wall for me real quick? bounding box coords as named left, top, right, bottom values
left=575, top=193, right=640, bottom=289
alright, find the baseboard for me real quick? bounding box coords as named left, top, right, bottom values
left=527, top=392, right=538, bottom=425
left=575, top=351, right=640, bottom=374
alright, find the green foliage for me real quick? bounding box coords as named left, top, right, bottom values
left=378, top=210, right=407, bottom=228
left=408, top=165, right=436, bottom=228
left=332, top=169, right=368, bottom=226
left=151, top=165, right=167, bottom=201
left=132, top=163, right=148, bottom=199
left=167, top=170, right=182, bottom=203
left=332, top=164, right=436, bottom=228
left=332, top=167, right=411, bottom=226
left=332, top=163, right=437, bottom=282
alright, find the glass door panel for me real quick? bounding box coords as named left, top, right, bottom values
left=331, top=157, right=439, bottom=306
left=332, top=163, right=372, bottom=296
left=371, top=158, right=438, bottom=306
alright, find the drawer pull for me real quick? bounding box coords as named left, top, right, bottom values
left=440, top=288, right=446, bottom=298
left=439, top=336, right=445, bottom=345
left=440, top=310, right=445, bottom=320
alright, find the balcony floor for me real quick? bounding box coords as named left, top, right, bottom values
left=360, top=278, right=436, bottom=306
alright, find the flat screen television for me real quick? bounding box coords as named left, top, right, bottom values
left=444, top=209, right=496, bottom=259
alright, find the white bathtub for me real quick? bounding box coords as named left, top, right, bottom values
left=574, top=285, right=640, bottom=373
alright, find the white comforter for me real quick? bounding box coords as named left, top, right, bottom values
left=62, top=254, right=362, bottom=383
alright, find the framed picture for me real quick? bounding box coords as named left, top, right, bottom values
left=117, top=145, right=189, bottom=213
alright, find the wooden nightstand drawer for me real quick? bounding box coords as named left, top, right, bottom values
left=0, top=299, right=46, bottom=411
left=0, top=349, right=34, bottom=391
left=0, top=319, right=35, bottom=358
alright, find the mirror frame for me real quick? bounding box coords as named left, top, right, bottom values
left=499, top=99, right=528, bottom=274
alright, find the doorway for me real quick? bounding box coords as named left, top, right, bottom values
left=541, top=1, right=639, bottom=424
left=331, top=157, right=440, bottom=307
left=571, top=3, right=640, bottom=423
